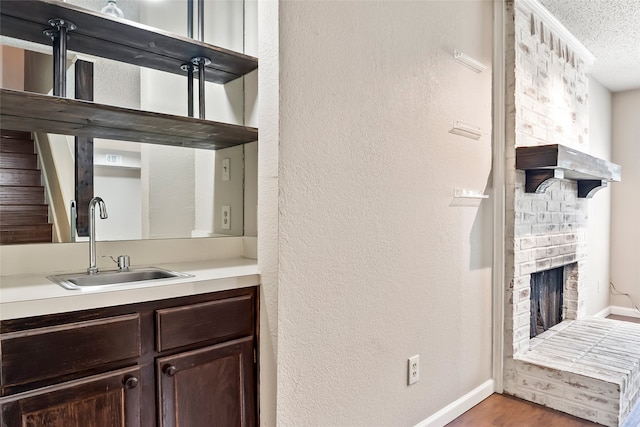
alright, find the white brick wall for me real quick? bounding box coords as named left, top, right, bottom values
left=500, top=1, right=638, bottom=426
left=513, top=0, right=589, bottom=152
left=504, top=0, right=591, bottom=358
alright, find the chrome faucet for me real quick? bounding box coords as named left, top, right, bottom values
left=87, top=197, right=108, bottom=275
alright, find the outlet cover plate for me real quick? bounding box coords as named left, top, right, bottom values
left=222, top=205, right=231, bottom=230
left=408, top=355, right=419, bottom=385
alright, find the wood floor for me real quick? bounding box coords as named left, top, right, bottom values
left=446, top=314, right=640, bottom=427
left=607, top=314, right=640, bottom=324
left=446, top=393, right=601, bottom=426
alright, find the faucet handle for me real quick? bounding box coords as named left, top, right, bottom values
left=102, top=254, right=131, bottom=272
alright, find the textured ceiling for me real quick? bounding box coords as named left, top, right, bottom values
left=538, top=0, right=640, bottom=92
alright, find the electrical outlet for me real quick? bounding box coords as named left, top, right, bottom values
left=222, top=158, right=230, bottom=181
left=222, top=205, right=231, bottom=230
left=408, top=355, right=419, bottom=385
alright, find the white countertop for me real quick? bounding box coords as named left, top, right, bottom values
left=0, top=258, right=259, bottom=320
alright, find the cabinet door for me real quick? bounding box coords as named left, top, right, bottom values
left=157, top=336, right=255, bottom=427
left=0, top=366, right=141, bottom=427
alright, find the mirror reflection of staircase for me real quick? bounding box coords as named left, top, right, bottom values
left=0, top=129, right=53, bottom=244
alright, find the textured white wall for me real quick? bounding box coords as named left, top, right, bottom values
left=610, top=89, right=640, bottom=310
left=141, top=145, right=196, bottom=239
left=586, top=77, right=612, bottom=315
left=257, top=0, right=279, bottom=425
left=94, top=166, right=142, bottom=241
left=139, top=0, right=248, bottom=238
left=244, top=141, right=258, bottom=237
left=266, top=1, right=494, bottom=425
left=213, top=145, right=244, bottom=236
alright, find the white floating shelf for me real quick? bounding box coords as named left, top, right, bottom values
left=453, top=49, right=487, bottom=73
left=449, top=120, right=483, bottom=140
left=454, top=189, right=489, bottom=199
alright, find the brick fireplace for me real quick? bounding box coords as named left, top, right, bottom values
left=506, top=179, right=587, bottom=355
left=502, top=1, right=636, bottom=426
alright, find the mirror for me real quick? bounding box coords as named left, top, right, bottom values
left=0, top=0, right=257, bottom=243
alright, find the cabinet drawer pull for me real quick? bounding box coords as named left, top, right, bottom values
left=123, top=375, right=139, bottom=389
left=164, top=365, right=177, bottom=376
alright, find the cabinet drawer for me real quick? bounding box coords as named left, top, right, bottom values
left=1, top=313, right=141, bottom=389
left=155, top=294, right=254, bottom=352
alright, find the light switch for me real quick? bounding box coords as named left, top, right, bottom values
left=222, top=158, right=230, bottom=181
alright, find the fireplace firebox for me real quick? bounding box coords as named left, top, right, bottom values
left=530, top=267, right=564, bottom=338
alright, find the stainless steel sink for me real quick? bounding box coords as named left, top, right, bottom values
left=48, top=267, right=193, bottom=290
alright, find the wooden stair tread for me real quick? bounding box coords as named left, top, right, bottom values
left=0, top=184, right=46, bottom=189
left=0, top=139, right=35, bottom=154
left=0, top=129, right=35, bottom=155
left=0, top=208, right=49, bottom=225
left=0, top=223, right=52, bottom=244
left=0, top=130, right=31, bottom=139
left=0, top=204, right=49, bottom=212
left=0, top=186, right=46, bottom=204
left=0, top=224, right=52, bottom=230
left=0, top=168, right=42, bottom=186
left=0, top=152, right=38, bottom=169
left=0, top=204, right=49, bottom=211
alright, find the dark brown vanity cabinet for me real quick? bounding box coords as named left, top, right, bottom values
left=157, top=337, right=255, bottom=427
left=1, top=366, right=142, bottom=427
left=0, top=287, right=258, bottom=427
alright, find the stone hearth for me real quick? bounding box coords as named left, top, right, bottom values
left=509, top=318, right=640, bottom=426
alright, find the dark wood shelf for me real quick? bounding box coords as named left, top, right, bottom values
left=0, top=0, right=258, bottom=84
left=0, top=89, right=258, bottom=150
left=516, top=144, right=621, bottom=198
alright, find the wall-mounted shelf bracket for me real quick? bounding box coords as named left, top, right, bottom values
left=577, top=180, right=607, bottom=199
left=523, top=169, right=563, bottom=194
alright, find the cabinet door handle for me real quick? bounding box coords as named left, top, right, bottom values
left=164, top=365, right=177, bottom=376
left=123, top=375, right=139, bottom=389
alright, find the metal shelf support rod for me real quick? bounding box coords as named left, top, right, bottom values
left=44, top=18, right=76, bottom=97
left=187, top=0, right=194, bottom=38
left=198, top=0, right=204, bottom=42
left=191, top=57, right=211, bottom=119
left=196, top=0, right=206, bottom=118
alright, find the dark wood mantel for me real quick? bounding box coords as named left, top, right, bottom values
left=515, top=144, right=621, bottom=198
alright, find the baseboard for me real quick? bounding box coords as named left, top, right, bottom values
left=610, top=306, right=640, bottom=319
left=414, top=379, right=495, bottom=427
left=592, top=306, right=612, bottom=318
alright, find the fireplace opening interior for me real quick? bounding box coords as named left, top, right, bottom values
left=530, top=267, right=564, bottom=338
